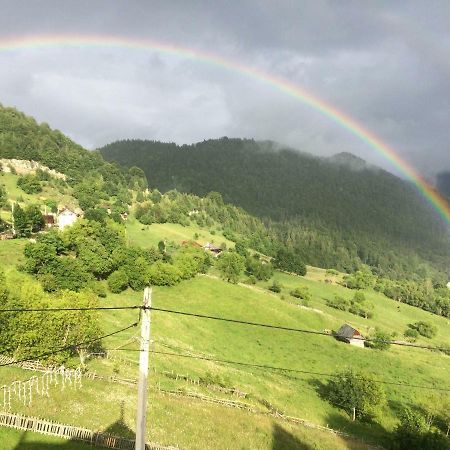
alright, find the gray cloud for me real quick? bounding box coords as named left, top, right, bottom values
left=0, top=0, right=449, bottom=177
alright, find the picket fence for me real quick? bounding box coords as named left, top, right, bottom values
left=0, top=412, right=180, bottom=450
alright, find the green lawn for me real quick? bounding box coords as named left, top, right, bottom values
left=1, top=220, right=450, bottom=449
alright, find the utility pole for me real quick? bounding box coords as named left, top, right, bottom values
left=135, top=287, right=151, bottom=450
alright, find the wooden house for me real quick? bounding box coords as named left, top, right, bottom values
left=335, top=324, right=365, bottom=348
left=203, top=242, right=223, bottom=257
left=57, top=208, right=78, bottom=230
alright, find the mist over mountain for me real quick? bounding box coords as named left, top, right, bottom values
left=100, top=137, right=450, bottom=279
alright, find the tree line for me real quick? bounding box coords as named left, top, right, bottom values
left=99, top=137, right=450, bottom=282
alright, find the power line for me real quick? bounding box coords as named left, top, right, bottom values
left=0, top=305, right=141, bottom=313
left=1, top=303, right=449, bottom=352
left=0, top=322, right=139, bottom=368
left=141, top=348, right=450, bottom=393
left=103, top=347, right=450, bottom=392
left=149, top=306, right=450, bottom=352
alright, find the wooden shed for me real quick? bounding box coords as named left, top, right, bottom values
left=335, top=324, right=365, bottom=348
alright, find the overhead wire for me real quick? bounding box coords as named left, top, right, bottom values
left=148, top=306, right=450, bottom=352
left=1, top=303, right=449, bottom=352
left=105, top=347, right=450, bottom=393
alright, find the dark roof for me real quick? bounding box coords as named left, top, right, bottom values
left=336, top=324, right=362, bottom=339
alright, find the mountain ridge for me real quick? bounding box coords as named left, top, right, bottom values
left=99, top=137, right=450, bottom=280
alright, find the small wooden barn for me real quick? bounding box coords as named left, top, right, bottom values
left=335, top=324, right=365, bottom=348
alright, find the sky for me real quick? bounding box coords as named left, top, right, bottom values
left=0, top=0, right=449, bottom=178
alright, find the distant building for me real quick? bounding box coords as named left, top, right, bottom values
left=335, top=324, right=365, bottom=348
left=203, top=242, right=223, bottom=257
left=57, top=208, right=78, bottom=230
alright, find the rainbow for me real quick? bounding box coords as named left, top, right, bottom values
left=1, top=34, right=450, bottom=227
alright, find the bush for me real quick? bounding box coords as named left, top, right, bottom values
left=391, top=408, right=450, bottom=450
left=148, top=262, right=181, bottom=286
left=349, top=302, right=374, bottom=319
left=404, top=328, right=419, bottom=342
left=408, top=321, right=437, bottom=339
left=290, top=287, right=311, bottom=305
left=107, top=270, right=129, bottom=293
left=17, top=175, right=42, bottom=194
left=246, top=257, right=274, bottom=281
left=245, top=275, right=257, bottom=285
left=366, top=329, right=391, bottom=351
left=325, top=369, right=385, bottom=421
left=326, top=296, right=350, bottom=311
left=326, top=268, right=339, bottom=276
left=268, top=280, right=282, bottom=293
left=353, top=291, right=366, bottom=303
left=89, top=281, right=107, bottom=298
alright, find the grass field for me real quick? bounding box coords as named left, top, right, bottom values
left=125, top=218, right=234, bottom=250
left=1, top=223, right=450, bottom=449
left=0, top=173, right=77, bottom=222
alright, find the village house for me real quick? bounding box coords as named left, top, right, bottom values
left=203, top=242, right=223, bottom=257
left=335, top=324, right=365, bottom=348
left=57, top=208, right=78, bottom=230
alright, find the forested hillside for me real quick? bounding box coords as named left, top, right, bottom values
left=0, top=104, right=147, bottom=214
left=100, top=138, right=450, bottom=281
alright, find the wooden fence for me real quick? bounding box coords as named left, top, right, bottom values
left=0, top=354, right=137, bottom=386
left=0, top=412, right=180, bottom=450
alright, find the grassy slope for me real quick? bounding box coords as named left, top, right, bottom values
left=0, top=172, right=77, bottom=222
left=1, top=222, right=449, bottom=449
left=125, top=217, right=234, bottom=249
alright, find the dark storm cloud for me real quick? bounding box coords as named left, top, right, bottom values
left=0, top=0, right=449, bottom=177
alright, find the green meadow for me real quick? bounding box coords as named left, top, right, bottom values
left=1, top=222, right=449, bottom=449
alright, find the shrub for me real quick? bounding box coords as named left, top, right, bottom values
left=107, top=270, right=129, bottom=293
left=326, top=296, right=350, bottom=311
left=391, top=408, right=450, bottom=450
left=245, top=275, right=257, bottom=285
left=326, top=268, right=339, bottom=276
left=325, top=369, right=385, bottom=421
left=408, top=321, right=437, bottom=339
left=268, top=280, right=282, bottom=293
left=148, top=262, right=181, bottom=286
left=290, top=287, right=311, bottom=304
left=17, top=175, right=42, bottom=194
left=353, top=291, right=366, bottom=303
left=366, top=329, right=391, bottom=351
left=404, top=328, right=419, bottom=342
left=349, top=302, right=374, bottom=319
